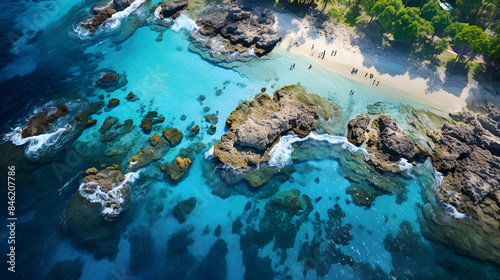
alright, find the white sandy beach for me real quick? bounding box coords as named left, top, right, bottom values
left=273, top=12, right=483, bottom=113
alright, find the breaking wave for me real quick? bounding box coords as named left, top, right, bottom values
left=269, top=133, right=369, bottom=169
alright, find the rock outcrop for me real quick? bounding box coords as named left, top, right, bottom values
left=196, top=3, right=281, bottom=56
left=153, top=0, right=188, bottom=19
left=21, top=104, right=70, bottom=138
left=80, top=0, right=136, bottom=33
left=162, top=157, right=192, bottom=181
left=95, top=71, right=128, bottom=92
left=430, top=110, right=500, bottom=219
left=365, top=115, right=430, bottom=172
left=78, top=165, right=129, bottom=220
left=213, top=85, right=333, bottom=168
left=162, top=128, right=183, bottom=146
left=347, top=115, right=370, bottom=146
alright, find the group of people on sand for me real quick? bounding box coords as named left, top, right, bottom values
left=310, top=44, right=337, bottom=59
left=364, top=73, right=379, bottom=86
left=351, top=68, right=359, bottom=75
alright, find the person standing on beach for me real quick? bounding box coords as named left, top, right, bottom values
left=376, top=81, right=379, bottom=86
left=308, top=64, right=312, bottom=69
left=365, top=73, right=368, bottom=77
left=372, top=80, right=376, bottom=85
left=311, top=44, right=314, bottom=50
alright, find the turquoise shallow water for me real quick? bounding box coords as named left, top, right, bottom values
left=1, top=1, right=500, bottom=280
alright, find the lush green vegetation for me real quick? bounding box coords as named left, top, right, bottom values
left=318, top=0, right=500, bottom=80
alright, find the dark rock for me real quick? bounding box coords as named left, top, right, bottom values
left=97, top=73, right=117, bottom=84
left=197, top=95, right=206, bottom=102
left=213, top=85, right=332, bottom=168
left=347, top=115, right=370, bottom=146
left=123, top=119, right=134, bottom=133
left=180, top=114, right=187, bottom=121
left=114, top=0, right=134, bottom=12
left=188, top=124, right=200, bottom=137
left=21, top=104, right=70, bottom=138
left=208, top=124, right=216, bottom=135
left=214, top=225, right=222, bottom=237
left=162, top=157, right=192, bottom=181
left=155, top=0, right=188, bottom=20
left=205, top=113, right=219, bottom=124
left=172, top=197, right=197, bottom=223
left=196, top=3, right=281, bottom=57
left=141, top=118, right=152, bottom=132
left=107, top=98, right=120, bottom=108
left=100, top=116, right=119, bottom=134
left=79, top=2, right=118, bottom=33
left=126, top=92, right=136, bottom=100
left=163, top=128, right=183, bottom=146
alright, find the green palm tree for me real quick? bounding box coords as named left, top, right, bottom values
left=319, top=0, right=336, bottom=11
left=433, top=38, right=449, bottom=62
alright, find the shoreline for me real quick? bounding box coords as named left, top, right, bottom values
left=274, top=12, right=474, bottom=113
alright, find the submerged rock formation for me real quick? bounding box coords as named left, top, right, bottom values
left=213, top=85, right=333, bottom=168
left=196, top=3, right=281, bottom=56
left=21, top=104, right=70, bottom=138
left=172, top=197, right=197, bottom=223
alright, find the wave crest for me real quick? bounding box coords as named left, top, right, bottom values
left=269, top=133, right=369, bottom=168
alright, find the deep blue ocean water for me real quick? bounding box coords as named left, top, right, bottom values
left=0, top=1, right=499, bottom=280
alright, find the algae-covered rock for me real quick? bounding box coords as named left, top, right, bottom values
left=213, top=85, right=332, bottom=168
left=162, top=128, right=183, bottom=146
left=162, top=157, right=192, bottom=181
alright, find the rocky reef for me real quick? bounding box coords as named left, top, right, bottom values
left=152, top=0, right=188, bottom=19
left=195, top=3, right=281, bottom=57
left=80, top=0, right=137, bottom=33
left=346, top=115, right=369, bottom=146
left=78, top=165, right=130, bottom=220
left=21, top=104, right=70, bottom=138
left=213, top=85, right=333, bottom=168
left=364, top=115, right=430, bottom=172
left=95, top=71, right=128, bottom=92
left=418, top=109, right=500, bottom=266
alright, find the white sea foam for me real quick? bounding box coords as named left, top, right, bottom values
left=268, top=133, right=368, bottom=168
left=397, top=158, right=413, bottom=172
left=154, top=5, right=163, bottom=19
left=75, top=0, right=147, bottom=38
left=4, top=124, right=75, bottom=160
left=442, top=202, right=468, bottom=219
left=434, top=170, right=444, bottom=186
left=58, top=171, right=84, bottom=194
left=79, top=171, right=140, bottom=216
left=204, top=146, right=214, bottom=159
left=172, top=14, right=199, bottom=32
